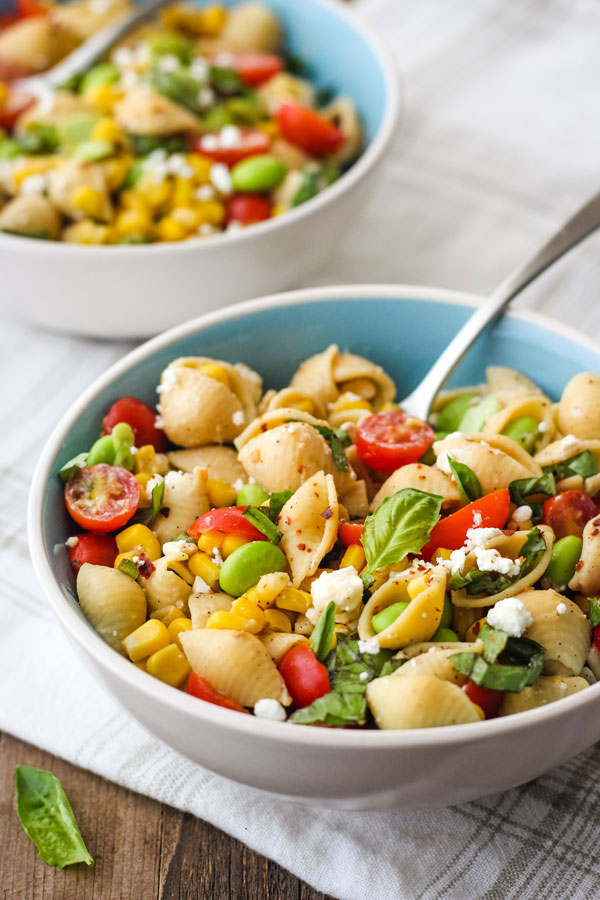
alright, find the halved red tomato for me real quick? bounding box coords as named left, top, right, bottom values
left=65, top=465, right=140, bottom=533
left=356, top=410, right=436, bottom=472
left=190, top=127, right=270, bottom=167
left=227, top=193, right=271, bottom=225
left=189, top=506, right=268, bottom=541
left=102, top=397, right=166, bottom=451
left=421, top=489, right=510, bottom=560
left=67, top=532, right=118, bottom=574
left=275, top=103, right=345, bottom=156
left=17, top=0, right=47, bottom=16
left=212, top=51, right=282, bottom=87
left=279, top=644, right=330, bottom=708
left=542, top=490, right=598, bottom=540
left=187, top=672, right=248, bottom=713
left=463, top=680, right=503, bottom=718
left=339, top=520, right=365, bottom=546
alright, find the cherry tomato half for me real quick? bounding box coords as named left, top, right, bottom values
left=189, top=506, right=269, bottom=541
left=356, top=410, right=436, bottom=472
left=594, top=626, right=600, bottom=654
left=187, top=672, right=248, bottom=713
left=67, top=532, right=118, bottom=574
left=279, top=643, right=331, bottom=708
left=213, top=51, right=282, bottom=87
left=421, top=489, right=510, bottom=561
left=275, top=103, right=345, bottom=156
left=463, top=680, right=503, bottom=718
left=102, top=397, right=167, bottom=451
left=17, top=0, right=47, bottom=17
left=542, top=490, right=599, bottom=541
left=227, top=193, right=272, bottom=225
left=190, top=127, right=269, bottom=167
left=65, top=464, right=140, bottom=533
left=339, top=520, right=365, bottom=546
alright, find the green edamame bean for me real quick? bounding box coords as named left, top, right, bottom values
left=111, top=422, right=135, bottom=470
left=236, top=483, right=270, bottom=506
left=436, top=393, right=480, bottom=433
left=219, top=541, right=287, bottom=597
left=502, top=416, right=539, bottom=453
left=231, top=155, right=287, bottom=192
left=459, top=394, right=502, bottom=432
left=372, top=602, right=409, bottom=634
left=430, top=627, right=459, bottom=642
left=87, top=435, right=116, bottom=466
left=545, top=534, right=583, bottom=589
left=439, top=593, right=453, bottom=630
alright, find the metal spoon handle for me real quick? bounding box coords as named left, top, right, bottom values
left=401, top=190, right=600, bottom=420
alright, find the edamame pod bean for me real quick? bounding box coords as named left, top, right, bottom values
left=87, top=435, right=116, bottom=466
left=545, top=534, right=583, bottom=589
left=231, top=155, right=287, bottom=192
left=439, top=593, right=453, bottom=630
left=219, top=540, right=287, bottom=597
left=437, top=393, right=480, bottom=433
left=431, top=627, right=459, bottom=642
left=372, top=602, right=409, bottom=634
left=237, top=483, right=270, bottom=506
left=502, top=416, right=540, bottom=453
left=111, top=422, right=135, bottom=470
left=459, top=394, right=502, bottom=432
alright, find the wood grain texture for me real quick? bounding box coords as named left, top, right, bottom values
left=0, top=733, right=334, bottom=900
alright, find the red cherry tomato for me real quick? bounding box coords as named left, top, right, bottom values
left=279, top=644, right=331, bottom=708
left=0, top=88, right=34, bottom=128
left=227, top=193, right=272, bottom=225
left=463, top=680, right=503, bottom=718
left=67, top=533, right=118, bottom=574
left=542, top=490, right=598, bottom=540
left=102, top=397, right=167, bottom=451
left=213, top=51, right=282, bottom=87
left=17, top=0, right=46, bottom=16
left=275, top=103, right=346, bottom=156
left=356, top=410, right=436, bottom=472
left=593, top=626, right=600, bottom=654
left=189, top=506, right=269, bottom=541
left=339, top=520, right=365, bottom=546
left=421, top=489, right=511, bottom=561
left=189, top=127, right=270, bottom=167
left=65, top=465, right=140, bottom=533
left=187, top=672, right=248, bottom=713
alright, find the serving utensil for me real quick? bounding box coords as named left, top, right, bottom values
left=401, top=191, right=600, bottom=419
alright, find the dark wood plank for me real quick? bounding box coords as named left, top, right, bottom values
left=0, top=733, right=333, bottom=900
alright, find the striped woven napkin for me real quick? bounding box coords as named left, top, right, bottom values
left=2, top=1, right=600, bottom=897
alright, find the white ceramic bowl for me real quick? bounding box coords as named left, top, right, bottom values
left=0, top=0, right=399, bottom=339
left=28, top=285, right=600, bottom=811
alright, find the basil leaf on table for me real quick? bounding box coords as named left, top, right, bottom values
left=15, top=766, right=94, bottom=868
left=543, top=450, right=598, bottom=482
left=447, top=457, right=483, bottom=503
left=268, top=490, right=294, bottom=524
left=243, top=505, right=282, bottom=544
left=361, top=489, right=443, bottom=573
left=58, top=452, right=88, bottom=484
left=310, top=601, right=336, bottom=662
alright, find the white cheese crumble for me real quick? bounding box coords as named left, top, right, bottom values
left=220, top=124, right=242, bottom=148
left=358, top=636, right=381, bottom=655
left=474, top=547, right=521, bottom=577
left=210, top=162, right=232, bottom=195
left=211, top=548, right=224, bottom=567
left=359, top=671, right=369, bottom=682
left=561, top=434, right=580, bottom=451
left=193, top=575, right=211, bottom=593
left=190, top=57, right=208, bottom=82
left=436, top=450, right=453, bottom=475
left=198, top=223, right=216, bottom=236
left=198, top=86, right=215, bottom=108
left=512, top=505, right=533, bottom=523
left=487, top=597, right=533, bottom=637
left=196, top=184, right=215, bottom=201
left=164, top=470, right=185, bottom=488
left=232, top=410, right=245, bottom=426
left=65, top=536, right=79, bottom=548
left=233, top=478, right=245, bottom=492
left=309, top=567, right=364, bottom=625
left=157, top=53, right=180, bottom=73
left=21, top=173, right=47, bottom=195
left=441, top=547, right=468, bottom=576
left=556, top=602, right=567, bottom=615
left=472, top=510, right=483, bottom=527
left=465, top=527, right=504, bottom=548
left=537, top=421, right=549, bottom=433
left=254, top=698, right=286, bottom=721
left=445, top=431, right=466, bottom=440
left=146, top=473, right=164, bottom=496
left=163, top=540, right=196, bottom=557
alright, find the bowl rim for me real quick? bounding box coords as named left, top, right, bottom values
left=1, top=0, right=400, bottom=257
left=28, top=283, right=600, bottom=751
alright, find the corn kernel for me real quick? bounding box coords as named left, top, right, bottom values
left=188, top=550, right=221, bottom=589
left=407, top=575, right=428, bottom=600
left=87, top=83, right=123, bottom=113
left=264, top=609, right=292, bottom=632
left=206, top=477, right=237, bottom=509
left=199, top=3, right=227, bottom=34
left=221, top=533, right=252, bottom=558
left=135, top=473, right=153, bottom=508
left=72, top=186, right=105, bottom=219
left=198, top=362, right=230, bottom=387
left=206, top=610, right=250, bottom=630
left=276, top=588, right=311, bottom=614
left=120, top=189, right=148, bottom=211
left=135, top=175, right=172, bottom=210
left=155, top=215, right=188, bottom=242
left=104, top=155, right=130, bottom=191
left=196, top=199, right=225, bottom=226
left=290, top=398, right=313, bottom=413
left=13, top=156, right=58, bottom=186
left=146, top=643, right=191, bottom=687
left=171, top=177, right=195, bottom=207
left=271, top=204, right=283, bottom=217
left=331, top=394, right=372, bottom=413
left=258, top=121, right=279, bottom=139
left=93, top=118, right=124, bottom=145
left=340, top=545, right=366, bottom=571
left=114, top=550, right=139, bottom=569
left=116, top=523, right=162, bottom=561
left=167, top=559, right=194, bottom=585
left=150, top=605, right=189, bottom=626
left=470, top=702, right=486, bottom=721
left=432, top=547, right=452, bottom=561
left=197, top=529, right=225, bottom=555
left=231, top=597, right=266, bottom=632
left=161, top=3, right=226, bottom=35
left=246, top=574, right=289, bottom=609
left=168, top=616, right=193, bottom=649
left=186, top=153, right=212, bottom=182
left=122, top=619, right=170, bottom=661
left=133, top=659, right=147, bottom=671
left=62, top=219, right=110, bottom=245
left=115, top=207, right=152, bottom=239
left=134, top=445, right=157, bottom=474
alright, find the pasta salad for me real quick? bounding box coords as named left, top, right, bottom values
left=0, top=2, right=360, bottom=243
left=59, top=350, right=600, bottom=728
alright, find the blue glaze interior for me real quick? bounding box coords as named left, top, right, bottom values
left=43, top=294, right=600, bottom=611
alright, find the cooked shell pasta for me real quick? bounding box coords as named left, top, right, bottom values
left=485, top=366, right=543, bottom=403
left=434, top=433, right=542, bottom=493
left=167, top=446, right=247, bottom=484
left=370, top=463, right=462, bottom=512
left=358, top=565, right=446, bottom=649
left=261, top=632, right=309, bottom=664
left=483, top=394, right=554, bottom=450
left=140, top=555, right=192, bottom=614
left=394, top=646, right=483, bottom=686
left=367, top=674, right=483, bottom=729
left=188, top=593, right=232, bottom=630
left=569, top=515, right=600, bottom=595
left=558, top=373, right=600, bottom=440
left=518, top=589, right=591, bottom=676
left=152, top=468, right=209, bottom=544
left=279, top=471, right=338, bottom=586
left=76, top=563, right=147, bottom=654
left=498, top=676, right=588, bottom=716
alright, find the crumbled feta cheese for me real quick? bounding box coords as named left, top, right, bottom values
left=220, top=125, right=242, bottom=148
left=537, top=421, right=549, bottom=433
left=232, top=410, right=244, bottom=426
left=465, top=527, right=504, bottom=548
left=21, top=173, right=47, bottom=195
left=146, top=473, right=164, bottom=496
left=157, top=53, right=180, bottom=73
left=226, top=220, right=243, bottom=233
left=441, top=547, right=468, bottom=576
left=200, top=133, right=219, bottom=152
left=112, top=46, right=135, bottom=68
left=197, top=86, right=215, bottom=108
left=190, top=57, right=209, bottom=82
left=254, top=698, right=286, bottom=721
left=167, top=153, right=194, bottom=179
left=211, top=548, right=224, bottom=566
left=445, top=431, right=466, bottom=440
left=358, top=636, right=381, bottom=655
left=561, top=434, right=580, bottom=451
left=196, top=184, right=215, bottom=201
left=164, top=470, right=185, bottom=488
left=472, top=510, right=483, bottom=527
left=210, top=163, right=232, bottom=195
left=198, top=223, right=216, bottom=236
left=65, top=536, right=79, bottom=548
left=119, top=69, right=139, bottom=89
left=132, top=555, right=141, bottom=564
left=309, top=567, right=364, bottom=625
left=285, top=423, right=300, bottom=434
left=163, top=540, right=196, bottom=557
left=436, top=450, right=452, bottom=475
left=359, top=671, right=369, bottom=682
left=193, top=575, right=211, bottom=593
left=213, top=50, right=234, bottom=67
left=512, top=505, right=532, bottom=523
left=233, top=478, right=245, bottom=492
left=37, top=90, right=55, bottom=115
left=556, top=602, right=567, bottom=615
left=487, top=597, right=532, bottom=637
left=157, top=367, right=178, bottom=394
left=474, top=547, right=521, bottom=577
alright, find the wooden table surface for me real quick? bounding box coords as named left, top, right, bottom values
left=0, top=732, right=333, bottom=899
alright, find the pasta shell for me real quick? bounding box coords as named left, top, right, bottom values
left=332, top=352, right=396, bottom=408
left=140, top=556, right=192, bottom=614
left=483, top=394, right=555, bottom=450
left=568, top=514, right=600, bottom=595
left=167, top=445, right=247, bottom=484
left=279, top=471, right=338, bottom=586
left=370, top=463, right=462, bottom=512
left=76, top=563, right=147, bottom=655
left=289, top=345, right=340, bottom=410
left=180, top=629, right=291, bottom=706
left=434, top=433, right=542, bottom=493
left=234, top=407, right=324, bottom=450
left=339, top=479, right=370, bottom=518
left=558, top=373, right=600, bottom=440
left=518, top=589, right=591, bottom=676
left=0, top=194, right=60, bottom=240
left=320, top=97, right=362, bottom=165
left=152, top=468, right=209, bottom=544
left=261, top=632, right=308, bottom=664
left=220, top=2, right=281, bottom=52
left=452, top=606, right=484, bottom=640
left=114, top=85, right=200, bottom=135
left=358, top=566, right=447, bottom=649
left=367, top=674, right=482, bottom=729
left=486, top=366, right=543, bottom=403
left=257, top=387, right=326, bottom=420
left=394, top=646, right=483, bottom=686
left=188, top=592, right=232, bottom=629
left=498, top=676, right=588, bottom=716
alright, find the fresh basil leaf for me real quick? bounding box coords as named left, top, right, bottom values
left=243, top=505, right=282, bottom=543
left=379, top=657, right=406, bottom=677
left=18, top=123, right=60, bottom=155
left=310, top=601, right=336, bottom=661
left=118, top=558, right=139, bottom=579
left=268, top=490, right=293, bottom=523
left=543, top=450, right=598, bottom=482
left=589, top=597, right=600, bottom=629
left=131, top=478, right=165, bottom=526
left=209, top=65, right=246, bottom=96
left=147, top=31, right=194, bottom=64
left=362, top=489, right=443, bottom=573
left=451, top=631, right=545, bottom=692
left=58, top=452, right=88, bottom=483
left=518, top=527, right=548, bottom=575
left=289, top=690, right=366, bottom=726
left=292, top=166, right=320, bottom=207
left=447, top=456, right=483, bottom=503
left=308, top=423, right=351, bottom=472
left=508, top=473, right=556, bottom=523
left=129, top=134, right=188, bottom=155
left=450, top=527, right=547, bottom=596
left=15, top=766, right=93, bottom=868
left=150, top=67, right=202, bottom=115
left=478, top=623, right=509, bottom=662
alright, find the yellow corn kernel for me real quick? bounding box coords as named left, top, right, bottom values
left=246, top=576, right=288, bottom=610
left=172, top=205, right=200, bottom=229
left=465, top=617, right=487, bottom=642
left=115, top=207, right=152, bottom=239
left=155, top=215, right=188, bottom=242
left=271, top=204, right=284, bottom=217
left=167, top=559, right=194, bottom=585
left=470, top=702, right=486, bottom=721
left=146, top=643, right=191, bottom=687
left=188, top=550, right=221, bottom=589
left=432, top=547, right=452, bottom=562
left=87, top=83, right=123, bottom=113
left=276, top=588, right=311, bottom=614
left=197, top=362, right=230, bottom=387
left=133, top=659, right=147, bottom=671
left=340, top=544, right=366, bottom=571
left=93, top=117, right=124, bottom=145
left=407, top=575, right=428, bottom=600
left=221, top=533, right=252, bottom=558
left=206, top=477, right=237, bottom=509
left=196, top=199, right=225, bottom=226
left=168, top=616, right=193, bottom=650
left=134, top=445, right=157, bottom=474
left=199, top=3, right=227, bottom=33
left=116, top=523, right=162, bottom=561
left=104, top=156, right=131, bottom=191
left=331, top=394, right=372, bottom=413
left=122, top=619, right=170, bottom=662
left=161, top=3, right=226, bottom=35
left=264, top=609, right=292, bottom=632
left=231, top=597, right=266, bottom=630
left=197, top=529, right=225, bottom=555
left=0, top=83, right=8, bottom=107
left=72, top=186, right=104, bottom=219
left=13, top=156, right=58, bottom=186
left=171, top=176, right=195, bottom=207
left=339, top=378, right=376, bottom=399
left=135, top=175, right=172, bottom=210
left=150, top=605, right=188, bottom=626
left=206, top=610, right=250, bottom=630
left=135, top=473, right=153, bottom=508
left=186, top=153, right=212, bottom=182
left=63, top=219, right=110, bottom=245
left=120, top=189, right=148, bottom=211
left=290, top=398, right=313, bottom=413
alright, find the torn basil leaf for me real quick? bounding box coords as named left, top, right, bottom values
left=451, top=631, right=545, bottom=692
left=243, top=505, right=282, bottom=544
left=58, top=452, right=88, bottom=484
left=310, top=601, right=336, bottom=662
left=588, top=597, right=600, bottom=629
left=150, top=67, right=202, bottom=114
left=447, top=457, right=483, bottom=503
left=268, top=490, right=293, bottom=524
left=309, top=423, right=351, bottom=472
left=131, top=479, right=165, bottom=526
left=360, top=571, right=375, bottom=591
left=362, top=488, right=443, bottom=573
left=508, top=472, right=556, bottom=523
left=543, top=450, right=598, bottom=482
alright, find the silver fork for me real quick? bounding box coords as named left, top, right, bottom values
left=401, top=191, right=600, bottom=420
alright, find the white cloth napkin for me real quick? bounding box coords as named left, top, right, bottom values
left=3, top=1, right=600, bottom=897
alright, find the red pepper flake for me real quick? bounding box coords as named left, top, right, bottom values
left=576, top=560, right=584, bottom=570
left=137, top=553, right=155, bottom=578
left=297, top=543, right=307, bottom=551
